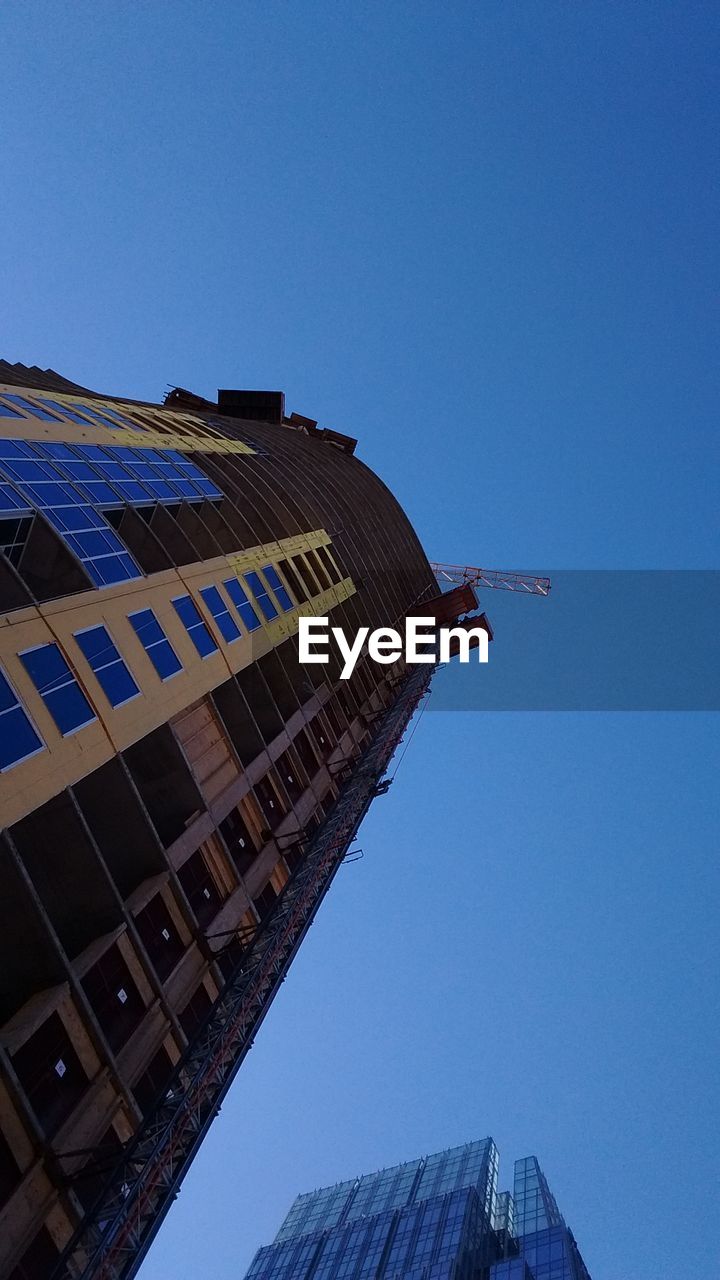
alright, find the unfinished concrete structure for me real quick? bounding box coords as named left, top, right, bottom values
left=0, top=364, right=462, bottom=1279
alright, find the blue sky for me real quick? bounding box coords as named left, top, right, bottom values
left=2, top=3, right=719, bottom=1277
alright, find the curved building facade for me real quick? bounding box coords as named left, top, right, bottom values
left=0, top=366, right=440, bottom=1279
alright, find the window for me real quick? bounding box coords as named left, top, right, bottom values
left=295, top=729, right=320, bottom=777
left=222, top=577, right=262, bottom=631
left=35, top=397, right=97, bottom=426
left=172, top=594, right=218, bottom=658
left=244, top=569, right=278, bottom=620
left=216, top=936, right=247, bottom=982
left=81, top=944, right=145, bottom=1052
left=0, top=437, right=222, bottom=589
left=0, top=667, right=44, bottom=771
left=20, top=643, right=96, bottom=735
left=178, top=984, right=213, bottom=1038
left=261, top=564, right=294, bottom=611
left=177, top=850, right=222, bottom=925
left=0, top=393, right=61, bottom=422
left=219, top=806, right=256, bottom=875
left=0, top=440, right=139, bottom=587
left=255, top=773, right=286, bottom=829
left=133, top=1046, right=174, bottom=1113
left=128, top=608, right=182, bottom=680
left=74, top=624, right=140, bottom=708
left=283, top=840, right=304, bottom=873
left=308, top=715, right=333, bottom=756
left=0, top=484, right=32, bottom=519
left=70, top=403, right=143, bottom=432
left=11, top=1013, right=88, bottom=1135
left=199, top=584, right=241, bottom=643
left=135, top=894, right=184, bottom=980
left=0, top=399, right=24, bottom=419
left=253, top=880, right=278, bottom=920
left=277, top=749, right=303, bottom=801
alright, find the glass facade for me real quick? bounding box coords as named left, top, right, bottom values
left=244, top=1144, right=592, bottom=1280
left=488, top=1157, right=592, bottom=1280
left=0, top=437, right=221, bottom=587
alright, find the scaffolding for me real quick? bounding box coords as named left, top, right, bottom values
left=51, top=663, right=434, bottom=1280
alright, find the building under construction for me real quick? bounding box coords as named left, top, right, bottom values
left=0, top=363, right=511, bottom=1280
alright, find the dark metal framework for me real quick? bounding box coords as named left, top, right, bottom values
left=51, top=663, right=435, bottom=1280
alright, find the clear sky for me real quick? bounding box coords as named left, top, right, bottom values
left=2, top=4, right=719, bottom=1278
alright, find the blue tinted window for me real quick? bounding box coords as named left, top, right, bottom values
left=70, top=403, right=142, bottom=432
left=0, top=444, right=142, bottom=586
left=112, top=480, right=152, bottom=503
left=261, top=564, right=294, bottom=612
left=0, top=438, right=225, bottom=590
left=60, top=461, right=102, bottom=482
left=66, top=529, right=119, bottom=558
left=2, top=459, right=57, bottom=483
left=98, top=406, right=145, bottom=430
left=73, top=444, right=109, bottom=462
left=87, top=553, right=138, bottom=586
left=74, top=625, right=140, bottom=707
left=128, top=609, right=183, bottom=680
left=173, top=479, right=203, bottom=499
left=0, top=440, right=34, bottom=458
left=24, top=482, right=78, bottom=507
left=1, top=394, right=61, bottom=422
left=0, top=482, right=32, bottom=516
left=20, top=643, right=96, bottom=735
left=223, top=577, right=262, bottom=631
left=244, top=570, right=278, bottom=620
left=42, top=442, right=81, bottom=460
left=0, top=668, right=44, bottom=770
left=36, top=398, right=95, bottom=425
left=0, top=400, right=24, bottom=418
left=76, top=480, right=125, bottom=506
left=199, top=585, right=241, bottom=643
left=172, top=595, right=218, bottom=658
left=45, top=505, right=104, bottom=534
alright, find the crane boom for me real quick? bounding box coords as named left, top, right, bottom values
left=430, top=563, right=551, bottom=597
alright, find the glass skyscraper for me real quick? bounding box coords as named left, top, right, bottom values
left=244, top=1141, right=592, bottom=1280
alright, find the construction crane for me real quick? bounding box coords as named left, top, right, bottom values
left=431, top=563, right=551, bottom=597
